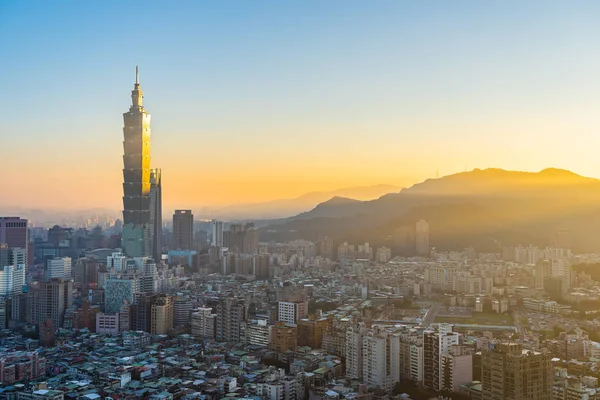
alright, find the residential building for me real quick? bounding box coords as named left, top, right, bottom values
left=191, top=307, right=216, bottom=340
left=270, top=322, right=297, bottom=353
left=278, top=300, right=307, bottom=325
left=481, top=342, right=552, bottom=400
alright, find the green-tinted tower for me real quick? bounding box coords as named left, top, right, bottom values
left=121, top=67, right=152, bottom=257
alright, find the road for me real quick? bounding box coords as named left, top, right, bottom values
left=422, top=302, right=442, bottom=327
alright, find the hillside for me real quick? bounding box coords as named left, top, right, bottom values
left=262, top=168, right=600, bottom=253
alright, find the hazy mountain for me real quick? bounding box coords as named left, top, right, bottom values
left=263, top=168, right=600, bottom=252
left=207, top=184, right=402, bottom=220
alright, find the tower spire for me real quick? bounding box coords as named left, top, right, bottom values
left=135, top=66, right=139, bottom=85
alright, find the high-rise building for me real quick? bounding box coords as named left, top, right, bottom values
left=416, top=219, right=430, bottom=256
left=121, top=67, right=153, bottom=257
left=26, top=279, right=73, bottom=328
left=105, top=278, right=138, bottom=313
left=270, top=322, right=298, bottom=353
left=440, top=345, right=473, bottom=392
left=173, top=210, right=193, bottom=250
left=149, top=168, right=162, bottom=261
left=150, top=294, right=173, bottom=334
left=0, top=245, right=26, bottom=269
left=216, top=296, right=245, bottom=343
left=423, top=324, right=460, bottom=391
left=0, top=217, right=28, bottom=249
left=0, top=217, right=29, bottom=265
left=0, top=264, right=26, bottom=297
left=44, top=257, right=72, bottom=281
left=481, top=342, right=552, bottom=400
left=362, top=328, right=401, bottom=391
left=173, top=295, right=192, bottom=326
left=297, top=315, right=332, bottom=349
left=191, top=307, right=216, bottom=340
left=73, top=258, right=99, bottom=290
left=211, top=220, right=223, bottom=247
left=278, top=300, right=308, bottom=325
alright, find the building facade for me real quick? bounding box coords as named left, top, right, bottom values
left=121, top=67, right=153, bottom=257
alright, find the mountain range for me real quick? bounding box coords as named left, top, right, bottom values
left=202, top=184, right=403, bottom=220
left=262, top=168, right=600, bottom=253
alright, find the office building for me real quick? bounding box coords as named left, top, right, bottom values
left=0, top=217, right=29, bottom=265
left=44, top=257, right=72, bottom=281
left=191, top=307, right=216, bottom=340
left=105, top=278, right=138, bottom=313
left=0, top=217, right=28, bottom=249
left=26, top=279, right=73, bottom=328
left=173, top=210, right=193, bottom=250
left=481, top=342, right=552, bottom=400
left=149, top=168, right=162, bottom=261
left=173, top=295, right=192, bottom=326
left=73, top=258, right=99, bottom=290
left=0, top=244, right=26, bottom=268
left=107, top=252, right=128, bottom=271
left=150, top=294, right=173, bottom=334
left=96, top=313, right=120, bottom=335
left=121, top=67, right=153, bottom=257
left=416, top=219, right=430, bottom=256
left=211, top=220, right=223, bottom=247
left=0, top=264, right=26, bottom=297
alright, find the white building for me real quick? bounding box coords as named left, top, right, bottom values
left=44, top=257, right=72, bottom=281
left=107, top=252, right=128, bottom=271
left=211, top=220, right=224, bottom=247
left=191, top=307, right=216, bottom=340
left=362, top=329, right=401, bottom=391
left=410, top=343, right=424, bottom=382
left=278, top=301, right=307, bottom=325
left=0, top=264, right=26, bottom=296
left=96, top=313, right=119, bottom=335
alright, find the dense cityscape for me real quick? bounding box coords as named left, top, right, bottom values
left=2, top=70, right=600, bottom=400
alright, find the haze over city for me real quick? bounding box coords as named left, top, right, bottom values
left=4, top=1, right=600, bottom=215
left=6, top=2, right=600, bottom=400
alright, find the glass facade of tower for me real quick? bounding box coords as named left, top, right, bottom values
left=149, top=168, right=162, bottom=262
left=121, top=69, right=152, bottom=257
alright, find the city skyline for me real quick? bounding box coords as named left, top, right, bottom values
left=4, top=1, right=600, bottom=212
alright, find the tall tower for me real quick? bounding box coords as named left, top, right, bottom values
left=173, top=210, right=194, bottom=250
left=121, top=67, right=152, bottom=257
left=149, top=168, right=162, bottom=261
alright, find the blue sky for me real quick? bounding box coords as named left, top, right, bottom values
left=2, top=1, right=600, bottom=209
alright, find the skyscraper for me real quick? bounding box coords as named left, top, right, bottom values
left=211, top=220, right=223, bottom=247
left=415, top=219, right=430, bottom=256
left=121, top=67, right=152, bottom=257
left=173, top=210, right=193, bottom=250
left=149, top=168, right=162, bottom=261
left=0, top=217, right=29, bottom=265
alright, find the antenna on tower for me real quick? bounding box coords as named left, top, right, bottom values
left=135, top=66, right=139, bottom=85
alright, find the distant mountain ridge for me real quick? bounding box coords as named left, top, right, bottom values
left=205, top=184, right=403, bottom=220
left=263, top=168, right=600, bottom=253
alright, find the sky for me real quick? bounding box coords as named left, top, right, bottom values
left=2, top=1, right=600, bottom=212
